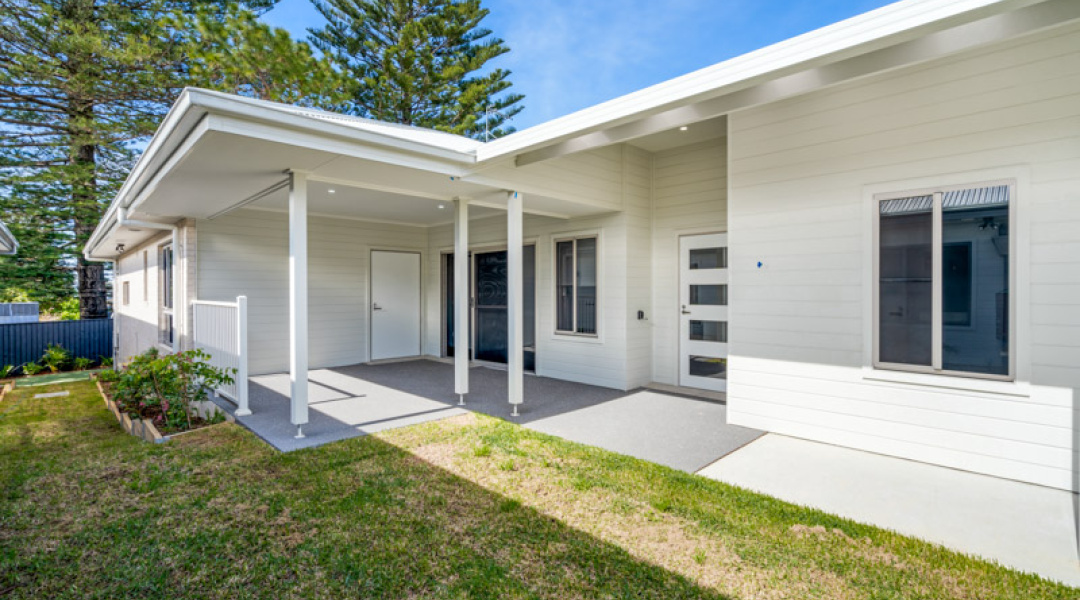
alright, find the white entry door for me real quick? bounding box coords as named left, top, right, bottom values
left=679, top=233, right=728, bottom=391
left=371, top=250, right=421, bottom=360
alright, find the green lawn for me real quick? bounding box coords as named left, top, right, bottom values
left=0, top=380, right=1073, bottom=599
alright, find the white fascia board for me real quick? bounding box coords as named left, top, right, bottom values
left=0, top=220, right=16, bottom=255
left=475, top=0, right=1033, bottom=163
left=188, top=89, right=478, bottom=164
left=208, top=114, right=472, bottom=178
left=85, top=91, right=204, bottom=259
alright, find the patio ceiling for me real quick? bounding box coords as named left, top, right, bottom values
left=89, top=106, right=609, bottom=258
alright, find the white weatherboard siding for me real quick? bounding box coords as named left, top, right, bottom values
left=650, top=138, right=729, bottom=386
left=197, top=208, right=427, bottom=375
left=425, top=145, right=650, bottom=391
left=115, top=233, right=168, bottom=363
left=622, top=145, right=654, bottom=390
left=727, top=23, right=1080, bottom=490
left=426, top=211, right=631, bottom=390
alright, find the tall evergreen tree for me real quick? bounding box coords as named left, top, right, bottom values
left=309, top=0, right=523, bottom=140
left=0, top=0, right=346, bottom=316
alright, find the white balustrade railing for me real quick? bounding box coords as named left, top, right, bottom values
left=192, top=296, right=250, bottom=416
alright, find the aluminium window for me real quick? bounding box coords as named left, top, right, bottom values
left=159, top=244, right=174, bottom=346
left=875, top=182, right=1013, bottom=379
left=143, top=250, right=148, bottom=302
left=555, top=236, right=597, bottom=335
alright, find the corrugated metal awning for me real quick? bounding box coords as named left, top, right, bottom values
left=880, top=195, right=932, bottom=215
left=880, top=184, right=1009, bottom=216
left=943, top=184, right=1009, bottom=210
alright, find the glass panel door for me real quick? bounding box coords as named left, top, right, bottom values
left=679, top=233, right=728, bottom=392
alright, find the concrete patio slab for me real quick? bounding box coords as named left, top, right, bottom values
left=527, top=390, right=762, bottom=472
left=218, top=359, right=763, bottom=471
left=215, top=368, right=468, bottom=451
left=698, top=434, right=1080, bottom=586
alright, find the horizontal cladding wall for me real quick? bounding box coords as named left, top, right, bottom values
left=426, top=210, right=632, bottom=390
left=115, top=233, right=168, bottom=363
left=198, top=208, right=427, bottom=375
left=651, top=138, right=728, bottom=386
left=727, top=23, right=1080, bottom=490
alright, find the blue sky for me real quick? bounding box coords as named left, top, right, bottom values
left=263, top=0, right=894, bottom=130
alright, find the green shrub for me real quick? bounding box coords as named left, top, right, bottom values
left=0, top=365, right=13, bottom=379
left=111, top=348, right=234, bottom=433
left=74, top=357, right=92, bottom=371
left=96, top=368, right=120, bottom=383
left=41, top=344, right=71, bottom=373
left=22, top=362, right=43, bottom=376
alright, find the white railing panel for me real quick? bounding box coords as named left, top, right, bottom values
left=192, top=296, right=249, bottom=415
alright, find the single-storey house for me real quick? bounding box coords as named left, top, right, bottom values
left=0, top=219, right=17, bottom=255
left=86, top=0, right=1080, bottom=492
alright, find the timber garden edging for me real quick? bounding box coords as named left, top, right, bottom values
left=93, top=375, right=234, bottom=443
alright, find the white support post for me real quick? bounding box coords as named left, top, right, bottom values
left=453, top=197, right=470, bottom=405
left=289, top=171, right=309, bottom=437
left=235, top=295, right=251, bottom=416
left=507, top=191, right=524, bottom=416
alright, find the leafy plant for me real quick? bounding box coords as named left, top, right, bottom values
left=0, top=365, right=14, bottom=379
left=74, top=357, right=93, bottom=371
left=111, top=348, right=234, bottom=433
left=96, top=369, right=120, bottom=383
left=100, top=356, right=114, bottom=368
left=22, top=362, right=44, bottom=376
left=41, top=344, right=71, bottom=373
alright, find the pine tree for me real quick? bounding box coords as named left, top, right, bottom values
left=0, top=0, right=346, bottom=316
left=309, top=0, right=523, bottom=140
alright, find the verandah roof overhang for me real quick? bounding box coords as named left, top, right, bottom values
left=84, top=89, right=615, bottom=260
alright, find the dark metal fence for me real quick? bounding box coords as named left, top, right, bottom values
left=0, top=318, right=113, bottom=368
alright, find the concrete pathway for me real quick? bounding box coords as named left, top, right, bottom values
left=528, top=390, right=762, bottom=472
left=698, top=434, right=1080, bottom=586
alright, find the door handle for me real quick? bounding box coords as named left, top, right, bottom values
left=681, top=305, right=691, bottom=315
left=373, top=303, right=383, bottom=311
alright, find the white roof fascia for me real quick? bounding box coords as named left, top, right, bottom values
left=189, top=89, right=480, bottom=162
left=0, top=220, right=16, bottom=255
left=476, top=0, right=1036, bottom=163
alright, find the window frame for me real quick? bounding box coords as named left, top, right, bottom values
left=553, top=234, right=600, bottom=338
left=871, top=179, right=1016, bottom=382
left=158, top=243, right=175, bottom=347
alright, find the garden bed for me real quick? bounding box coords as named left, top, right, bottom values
left=94, top=373, right=234, bottom=443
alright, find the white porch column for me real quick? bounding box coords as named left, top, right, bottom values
left=507, top=191, right=524, bottom=415
left=288, top=171, right=309, bottom=437
left=453, top=197, right=469, bottom=404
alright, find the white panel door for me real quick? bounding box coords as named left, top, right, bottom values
left=371, top=250, right=421, bottom=360
left=679, top=233, right=728, bottom=391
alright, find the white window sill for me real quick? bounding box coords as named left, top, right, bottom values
left=862, top=367, right=1030, bottom=398
left=551, top=332, right=602, bottom=344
